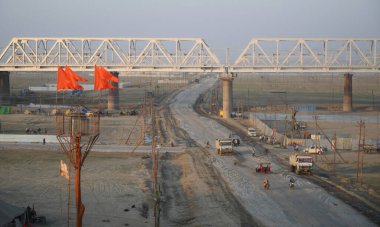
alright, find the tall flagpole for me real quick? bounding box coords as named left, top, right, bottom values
left=55, top=90, right=58, bottom=111
left=98, top=90, right=101, bottom=111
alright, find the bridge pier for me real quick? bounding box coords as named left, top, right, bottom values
left=343, top=73, right=353, bottom=112
left=107, top=72, right=119, bottom=111
left=220, top=73, right=236, bottom=119
left=0, top=71, right=10, bottom=105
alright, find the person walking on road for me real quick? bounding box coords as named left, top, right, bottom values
left=263, top=177, right=270, bottom=190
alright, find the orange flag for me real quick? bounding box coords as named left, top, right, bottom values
left=57, top=66, right=86, bottom=90
left=57, top=67, right=74, bottom=90
left=65, top=66, right=86, bottom=90
left=94, top=65, right=119, bottom=91
left=94, top=65, right=111, bottom=90
left=65, top=66, right=87, bottom=82
left=100, top=67, right=119, bottom=83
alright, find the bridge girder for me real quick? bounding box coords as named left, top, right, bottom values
left=233, top=38, right=380, bottom=73
left=0, top=38, right=379, bottom=73
left=0, top=38, right=221, bottom=72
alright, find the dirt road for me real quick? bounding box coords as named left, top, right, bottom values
left=169, top=76, right=376, bottom=226
left=155, top=87, right=256, bottom=226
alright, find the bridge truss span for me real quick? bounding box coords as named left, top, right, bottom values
left=0, top=37, right=221, bottom=72
left=0, top=38, right=379, bottom=73
left=233, top=38, right=380, bottom=73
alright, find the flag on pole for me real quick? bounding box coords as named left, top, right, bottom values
left=94, top=65, right=119, bottom=91
left=56, top=66, right=87, bottom=90
left=65, top=66, right=86, bottom=90
left=60, top=160, right=69, bottom=180
left=65, top=65, right=87, bottom=82
left=57, top=67, right=73, bottom=90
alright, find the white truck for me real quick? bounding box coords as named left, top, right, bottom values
left=215, top=139, right=233, bottom=155
left=247, top=128, right=257, bottom=137
left=303, top=145, right=324, bottom=154
left=289, top=153, right=313, bottom=174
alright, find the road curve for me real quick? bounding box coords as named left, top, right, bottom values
left=170, top=76, right=375, bottom=227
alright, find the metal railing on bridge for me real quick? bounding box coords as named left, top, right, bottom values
left=0, top=37, right=379, bottom=73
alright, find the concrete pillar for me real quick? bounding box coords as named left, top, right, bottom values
left=0, top=71, right=10, bottom=105
left=220, top=73, right=235, bottom=119
left=107, top=72, right=119, bottom=111
left=343, top=73, right=353, bottom=112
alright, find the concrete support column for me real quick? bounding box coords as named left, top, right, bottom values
left=220, top=73, right=236, bottom=119
left=343, top=73, right=353, bottom=112
left=0, top=71, right=10, bottom=105
left=107, top=72, right=119, bottom=111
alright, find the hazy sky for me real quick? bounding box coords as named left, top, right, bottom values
left=0, top=0, right=379, bottom=59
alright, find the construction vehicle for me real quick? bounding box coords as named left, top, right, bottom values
left=215, top=138, right=233, bottom=155
left=289, top=153, right=313, bottom=174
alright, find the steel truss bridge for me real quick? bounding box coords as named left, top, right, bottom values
left=0, top=37, right=379, bottom=73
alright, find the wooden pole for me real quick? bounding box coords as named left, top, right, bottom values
left=67, top=164, right=71, bottom=227
left=291, top=109, right=296, bottom=146
left=333, top=132, right=336, bottom=173
left=209, top=90, right=212, bottom=114
left=151, top=95, right=155, bottom=193
left=142, top=92, right=147, bottom=140
left=283, top=116, right=288, bottom=148
left=74, top=135, right=84, bottom=227
left=150, top=94, right=159, bottom=227
left=361, top=122, right=365, bottom=185
left=357, top=120, right=362, bottom=183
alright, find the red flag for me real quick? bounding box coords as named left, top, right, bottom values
left=94, top=65, right=119, bottom=91
left=94, top=65, right=102, bottom=90
left=57, top=67, right=74, bottom=90
left=100, top=67, right=119, bottom=83
left=65, top=66, right=87, bottom=82
left=65, top=66, right=86, bottom=90
left=94, top=65, right=112, bottom=91
left=57, top=66, right=86, bottom=90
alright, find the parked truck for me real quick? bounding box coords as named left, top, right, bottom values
left=289, top=153, right=313, bottom=174
left=303, top=145, right=324, bottom=154
left=362, top=144, right=380, bottom=153
left=215, top=138, right=233, bottom=155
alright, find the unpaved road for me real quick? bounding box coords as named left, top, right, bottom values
left=169, top=76, right=376, bottom=226
left=156, top=88, right=256, bottom=226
